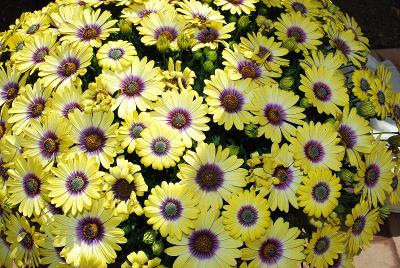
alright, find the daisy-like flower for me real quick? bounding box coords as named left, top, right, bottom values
left=103, top=157, right=147, bottom=216
left=14, top=33, right=58, bottom=74
left=47, top=154, right=103, bottom=215
left=96, top=40, right=137, bottom=71
left=354, top=140, right=395, bottom=208
left=204, top=69, right=255, bottom=130
left=122, top=251, right=163, bottom=268
left=369, top=78, right=393, bottom=119
left=165, top=209, right=242, bottom=268
left=50, top=4, right=84, bottom=29
left=214, top=0, right=258, bottom=15
left=6, top=32, right=32, bottom=57
left=162, top=58, right=196, bottom=92
left=326, top=27, right=367, bottom=68
left=251, top=84, right=306, bottom=143
left=39, top=42, right=93, bottom=90
left=300, top=50, right=342, bottom=71
left=0, top=231, right=13, bottom=268
left=345, top=202, right=379, bottom=255
left=137, top=9, right=189, bottom=50
left=177, top=0, right=226, bottom=27
left=335, top=106, right=373, bottom=167
left=121, top=0, right=169, bottom=26
left=136, top=124, right=185, bottom=170
left=52, top=199, right=127, bottom=266
left=5, top=214, right=45, bottom=267
left=40, top=233, right=68, bottom=268
left=81, top=77, right=115, bottom=113
left=0, top=106, right=10, bottom=144
left=0, top=63, right=28, bottom=107
left=21, top=112, right=73, bottom=167
left=337, top=13, right=369, bottom=48
left=101, top=56, right=164, bottom=118
left=7, top=156, right=49, bottom=217
left=282, top=0, right=322, bottom=17
left=68, top=110, right=119, bottom=168
left=239, top=32, right=289, bottom=73
left=305, top=225, right=346, bottom=268
left=389, top=163, right=400, bottom=205
left=118, top=111, right=153, bottom=153
left=18, top=11, right=50, bottom=36
left=59, top=8, right=118, bottom=47
left=241, top=217, right=305, bottom=267
left=222, top=190, right=271, bottom=242
left=192, top=22, right=235, bottom=51
left=152, top=90, right=210, bottom=148
left=144, top=181, right=200, bottom=240
left=50, top=84, right=83, bottom=118
left=328, top=253, right=355, bottom=268
left=254, top=143, right=303, bottom=212
left=289, top=122, right=344, bottom=173
left=298, top=168, right=341, bottom=218
left=274, top=11, right=323, bottom=53
left=352, top=69, right=374, bottom=101
left=299, top=66, right=348, bottom=116
left=177, top=142, right=247, bottom=210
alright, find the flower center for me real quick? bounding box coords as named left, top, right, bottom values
left=304, top=140, right=324, bottom=163
left=108, top=48, right=124, bottom=60
left=360, top=78, right=370, bottom=92
left=27, top=24, right=40, bottom=34
left=122, top=77, right=144, bottom=97
left=151, top=137, right=170, bottom=156
left=77, top=217, right=105, bottom=244
left=352, top=216, right=366, bottom=235
left=291, top=2, right=307, bottom=14
left=155, top=27, right=178, bottom=41
left=85, top=134, right=102, bottom=151
left=195, top=163, right=224, bottom=192
left=227, top=0, right=243, bottom=5
left=80, top=25, right=100, bottom=40
left=333, top=38, right=351, bottom=56
left=377, top=90, right=385, bottom=105
left=264, top=104, right=285, bottom=126
left=111, top=179, right=134, bottom=201
left=197, top=28, right=219, bottom=43
left=313, top=82, right=332, bottom=102
left=364, top=164, right=380, bottom=188
left=237, top=205, right=258, bottom=227
left=61, top=102, right=82, bottom=117
left=83, top=223, right=99, bottom=239
left=338, top=124, right=357, bottom=149
left=80, top=127, right=106, bottom=153
left=238, top=62, right=259, bottom=79
left=60, top=61, right=78, bottom=77
left=314, top=236, right=330, bottom=255
left=130, top=123, right=145, bottom=139
left=168, top=109, right=191, bottom=130
left=3, top=82, right=19, bottom=100
left=33, top=47, right=49, bottom=63
left=23, top=173, right=41, bottom=197
left=189, top=230, right=219, bottom=259
left=220, top=89, right=244, bottom=113
left=257, top=46, right=272, bottom=61
left=259, top=239, right=283, bottom=265
left=161, top=198, right=183, bottom=220
left=312, top=182, right=330, bottom=203
left=287, top=26, right=306, bottom=43
left=273, top=165, right=293, bottom=189
left=66, top=171, right=88, bottom=194
left=28, top=99, right=45, bottom=118
left=19, top=232, right=34, bottom=249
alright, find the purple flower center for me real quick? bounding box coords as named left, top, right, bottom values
left=197, top=28, right=219, bottom=43
left=27, top=98, right=46, bottom=119
left=61, top=102, right=83, bottom=117
left=195, top=163, right=224, bottom=192
left=273, top=165, right=293, bottom=190
left=151, top=137, right=170, bottom=156
left=264, top=103, right=286, bottom=126
left=79, top=24, right=101, bottom=41
left=237, top=60, right=261, bottom=79
left=108, top=48, right=125, bottom=60
left=167, top=108, right=192, bottom=130
left=257, top=46, right=273, bottom=61
left=364, top=164, right=380, bottom=188
left=360, top=78, right=370, bottom=92
left=188, top=229, right=219, bottom=260
left=32, top=47, right=49, bottom=63
left=49, top=203, right=63, bottom=215
left=314, top=236, right=330, bottom=255
left=338, top=124, right=357, bottom=149
left=155, top=26, right=178, bottom=41
left=219, top=88, right=244, bottom=113
left=129, top=123, right=145, bottom=139
left=76, top=216, right=105, bottom=245
left=291, top=2, right=307, bottom=14
left=112, top=179, right=134, bottom=201
left=121, top=76, right=145, bottom=98
left=193, top=13, right=208, bottom=23
left=237, top=205, right=258, bottom=227
left=0, top=159, right=9, bottom=181
left=39, top=131, right=60, bottom=159
left=304, top=140, right=325, bottom=163
left=79, top=127, right=106, bottom=154
left=352, top=216, right=366, bottom=235
left=259, top=238, right=284, bottom=265
left=227, top=0, right=243, bottom=5
left=392, top=175, right=398, bottom=191
left=312, top=82, right=332, bottom=102
left=333, top=38, right=351, bottom=56
left=18, top=230, right=34, bottom=249
left=1, top=82, right=20, bottom=101
left=27, top=24, right=40, bottom=34
left=58, top=58, right=80, bottom=77
left=312, top=182, right=330, bottom=203
left=138, top=9, right=155, bottom=18
left=330, top=254, right=343, bottom=268
left=160, top=198, right=183, bottom=221
left=66, top=171, right=89, bottom=194
left=377, top=90, right=385, bottom=105
left=287, top=26, right=307, bottom=43
left=23, top=173, right=41, bottom=198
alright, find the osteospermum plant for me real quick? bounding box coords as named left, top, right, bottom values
left=0, top=0, right=398, bottom=267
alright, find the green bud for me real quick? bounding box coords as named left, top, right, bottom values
left=152, top=241, right=164, bottom=255
left=203, top=60, right=215, bottom=73
left=279, top=76, right=294, bottom=90
left=299, top=98, right=311, bottom=108
left=206, top=50, right=218, bottom=62
left=338, top=169, right=355, bottom=183
left=388, top=135, right=400, bottom=148
left=228, top=145, right=240, bottom=156
left=156, top=35, right=170, bottom=53
left=259, top=7, right=268, bottom=16
left=244, top=124, right=259, bottom=138
left=379, top=204, right=391, bottom=219
left=282, top=37, right=297, bottom=51
left=193, top=51, right=203, bottom=61
left=238, top=16, right=250, bottom=29
left=256, top=15, right=267, bottom=27
left=122, top=225, right=131, bottom=235
left=335, top=204, right=346, bottom=214
left=118, top=19, right=132, bottom=35
left=328, top=3, right=339, bottom=13
left=228, top=15, right=237, bottom=23
left=325, top=117, right=336, bottom=125
left=203, top=47, right=211, bottom=55
left=210, top=135, right=220, bottom=145
left=143, top=230, right=157, bottom=244
left=177, top=34, right=193, bottom=50
left=357, top=101, right=376, bottom=118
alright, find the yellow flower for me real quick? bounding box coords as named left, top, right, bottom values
left=50, top=84, right=83, bottom=118
left=352, top=69, right=374, bottom=101
left=122, top=251, right=164, bottom=268
left=96, top=40, right=137, bottom=71
left=177, top=0, right=225, bottom=27
left=0, top=63, right=28, bottom=107
left=162, top=57, right=196, bottom=91
left=192, top=22, right=235, bottom=51
left=121, top=0, right=169, bottom=26
left=215, top=0, right=258, bottom=15
left=369, top=77, right=393, bottom=120
left=389, top=162, right=400, bottom=205
left=118, top=111, right=153, bottom=153
left=282, top=0, right=322, bottom=17
left=300, top=50, right=342, bottom=70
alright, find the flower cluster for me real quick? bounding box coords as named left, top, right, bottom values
left=0, top=0, right=399, bottom=267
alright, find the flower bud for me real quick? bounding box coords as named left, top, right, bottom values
left=122, top=225, right=131, bottom=235
left=228, top=15, right=237, bottom=23
left=203, top=60, right=215, bottom=73
left=357, top=101, right=376, bottom=118
left=210, top=135, right=220, bottom=145
left=143, top=230, right=157, bottom=244
left=282, top=37, right=297, bottom=51
left=228, top=145, right=240, bottom=156
left=258, top=7, right=268, bottom=15
left=256, top=15, right=267, bottom=27
left=338, top=169, right=355, bottom=183
left=206, top=50, right=218, bottom=62
left=335, top=204, right=346, bottom=215
left=119, top=19, right=132, bottom=35
left=309, top=217, right=323, bottom=228
left=152, top=241, right=164, bottom=255
left=177, top=34, right=193, bottom=50
left=379, top=204, right=391, bottom=219
left=279, top=76, right=294, bottom=90
left=193, top=51, right=203, bottom=61
left=299, top=98, right=311, bottom=108
left=238, top=16, right=250, bottom=29
left=388, top=135, right=400, bottom=148
left=244, top=124, right=259, bottom=138
left=156, top=35, right=170, bottom=53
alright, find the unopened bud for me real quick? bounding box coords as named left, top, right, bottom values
left=206, top=50, right=218, bottom=62
left=238, top=16, right=250, bottom=29
left=177, top=34, right=193, bottom=50
left=379, top=204, right=391, bottom=219
left=210, top=135, right=220, bottom=145
left=203, top=60, right=215, bottom=73
left=228, top=145, right=240, bottom=156
left=338, top=169, right=355, bottom=183
left=256, top=15, right=267, bottom=27
left=119, top=19, right=131, bottom=35
left=244, top=124, right=258, bottom=138
left=282, top=37, right=297, bottom=51
left=259, top=7, right=268, bottom=16
left=357, top=101, right=376, bottom=118
left=156, top=35, right=170, bottom=53
left=279, top=76, right=294, bottom=90
left=193, top=51, right=203, bottom=61
left=143, top=230, right=156, bottom=244
left=152, top=241, right=164, bottom=255
left=299, top=98, right=311, bottom=108
left=228, top=15, right=237, bottom=23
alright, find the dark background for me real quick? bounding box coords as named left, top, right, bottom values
left=0, top=0, right=399, bottom=49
